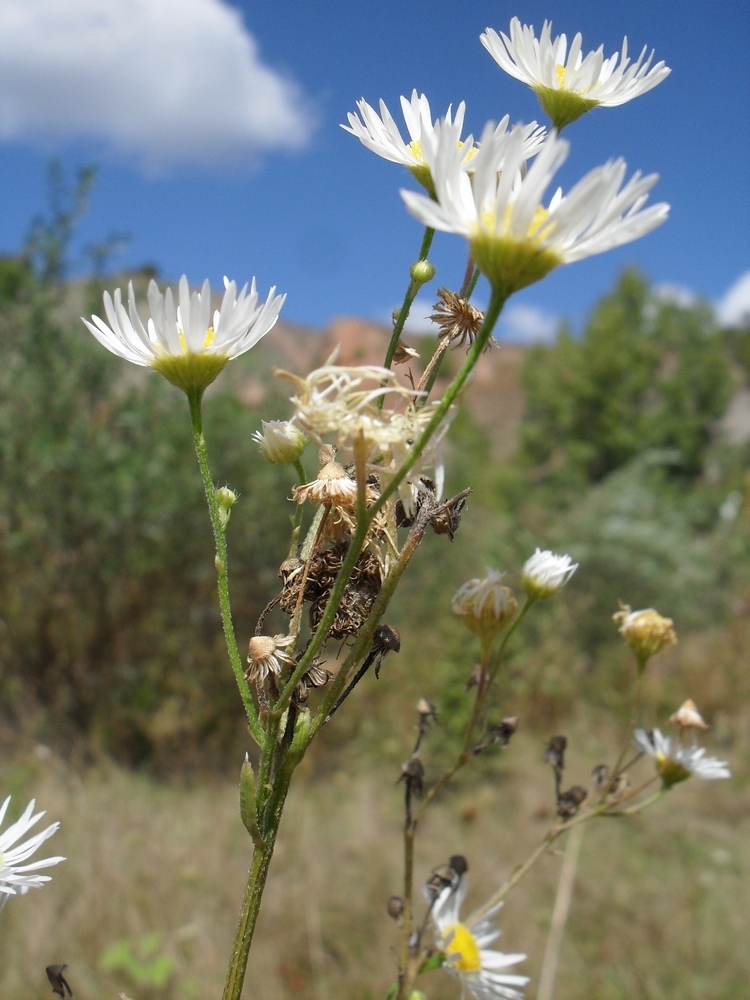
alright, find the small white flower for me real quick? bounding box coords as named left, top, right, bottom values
left=343, top=93, right=546, bottom=198
left=401, top=124, right=668, bottom=297
left=634, top=728, right=731, bottom=788
left=432, top=877, right=528, bottom=1000
left=521, top=548, right=577, bottom=600
left=481, top=18, right=670, bottom=128
left=0, top=797, right=65, bottom=908
left=253, top=420, right=306, bottom=464
left=84, top=276, right=285, bottom=393
left=341, top=91, right=471, bottom=183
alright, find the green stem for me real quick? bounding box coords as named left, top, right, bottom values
left=383, top=227, right=435, bottom=372
left=221, top=766, right=292, bottom=1000
left=288, top=459, right=307, bottom=558
left=187, top=390, right=264, bottom=747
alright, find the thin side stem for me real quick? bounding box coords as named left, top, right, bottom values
left=187, top=390, right=263, bottom=747
left=383, top=227, right=436, bottom=372
left=536, top=824, right=584, bottom=1000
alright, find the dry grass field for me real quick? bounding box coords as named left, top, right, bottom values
left=1, top=706, right=747, bottom=1000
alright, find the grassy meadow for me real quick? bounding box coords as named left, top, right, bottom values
left=1, top=238, right=750, bottom=998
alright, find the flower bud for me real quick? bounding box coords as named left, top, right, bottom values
left=240, top=754, right=264, bottom=848
left=452, top=569, right=518, bottom=640
left=215, top=486, right=239, bottom=528
left=613, top=606, right=677, bottom=664
left=410, top=259, right=436, bottom=287
left=521, top=548, right=577, bottom=601
left=253, top=420, right=306, bottom=464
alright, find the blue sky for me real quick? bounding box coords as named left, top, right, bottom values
left=0, top=0, right=748, bottom=340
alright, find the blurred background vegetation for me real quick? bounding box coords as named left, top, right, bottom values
left=1, top=168, right=749, bottom=999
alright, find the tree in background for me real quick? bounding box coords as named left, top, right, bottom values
left=520, top=269, right=733, bottom=494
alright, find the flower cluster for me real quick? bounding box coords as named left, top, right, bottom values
left=278, top=364, right=452, bottom=509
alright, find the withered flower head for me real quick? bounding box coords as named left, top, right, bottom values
left=276, top=364, right=451, bottom=514
left=557, top=785, right=587, bottom=819
left=452, top=569, right=517, bottom=640
left=668, top=699, right=709, bottom=731
left=613, top=605, right=677, bottom=664
left=246, top=634, right=295, bottom=683
left=295, top=660, right=334, bottom=702
left=293, top=460, right=358, bottom=508
left=392, top=340, right=420, bottom=364
left=429, top=287, right=488, bottom=350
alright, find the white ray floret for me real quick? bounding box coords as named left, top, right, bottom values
left=0, top=797, right=65, bottom=908
left=432, top=876, right=528, bottom=1000
left=401, top=123, right=669, bottom=296
left=481, top=18, right=670, bottom=123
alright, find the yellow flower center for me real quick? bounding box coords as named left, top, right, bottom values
left=177, top=325, right=216, bottom=354
left=555, top=64, right=567, bottom=88
left=444, top=922, right=481, bottom=973
left=479, top=203, right=553, bottom=245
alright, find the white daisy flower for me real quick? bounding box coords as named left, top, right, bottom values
left=0, top=797, right=65, bottom=908
left=432, top=876, right=528, bottom=1000
left=401, top=123, right=668, bottom=297
left=481, top=18, right=670, bottom=129
left=341, top=91, right=471, bottom=193
left=521, top=549, right=578, bottom=600
left=634, top=728, right=731, bottom=788
left=343, top=92, right=548, bottom=208
left=84, top=275, right=285, bottom=394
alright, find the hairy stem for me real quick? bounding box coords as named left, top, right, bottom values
left=187, top=389, right=263, bottom=746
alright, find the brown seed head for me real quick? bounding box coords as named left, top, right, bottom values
left=429, top=287, right=487, bottom=350
left=668, top=698, right=709, bottom=730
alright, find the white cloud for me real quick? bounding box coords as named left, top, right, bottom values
left=0, top=0, right=316, bottom=170
left=715, top=270, right=750, bottom=326
left=653, top=283, right=698, bottom=309
left=401, top=294, right=439, bottom=335
left=497, top=302, right=558, bottom=344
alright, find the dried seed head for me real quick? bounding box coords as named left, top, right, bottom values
left=448, top=854, right=468, bottom=878
left=430, top=287, right=487, bottom=350
left=398, top=756, right=425, bottom=794
left=293, top=461, right=358, bottom=507
left=387, top=896, right=405, bottom=920
left=452, top=569, right=518, bottom=640
left=416, top=698, right=439, bottom=722
left=613, top=605, right=677, bottom=664
left=544, top=735, right=567, bottom=770
left=246, top=634, right=295, bottom=683
left=557, top=785, right=587, bottom=819
left=668, top=698, right=709, bottom=730
left=278, top=557, right=303, bottom=584
left=591, top=763, right=610, bottom=791
left=393, top=340, right=420, bottom=364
